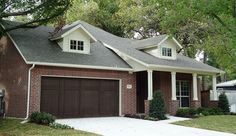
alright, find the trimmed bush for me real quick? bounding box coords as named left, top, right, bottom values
left=176, top=108, right=197, bottom=118
left=49, top=122, right=73, bottom=129
left=30, top=112, right=55, bottom=125
left=218, top=93, right=230, bottom=113
left=197, top=107, right=223, bottom=116
left=149, top=91, right=167, bottom=120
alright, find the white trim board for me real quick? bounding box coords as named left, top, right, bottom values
left=29, top=61, right=133, bottom=72
left=51, top=24, right=97, bottom=42
left=40, top=75, right=123, bottom=116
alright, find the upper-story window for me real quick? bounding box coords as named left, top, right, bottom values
left=70, top=40, right=84, bottom=51
left=162, top=47, right=172, bottom=57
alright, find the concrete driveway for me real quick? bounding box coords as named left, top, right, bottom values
left=56, top=117, right=236, bottom=136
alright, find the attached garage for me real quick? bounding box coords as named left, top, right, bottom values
left=40, top=76, right=120, bottom=118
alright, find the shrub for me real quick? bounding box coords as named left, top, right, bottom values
left=218, top=93, right=230, bottom=113
left=49, top=122, right=73, bottom=129
left=149, top=91, right=167, bottom=120
left=30, top=112, right=55, bottom=125
left=176, top=108, right=197, bottom=118
left=196, top=107, right=223, bottom=116
left=124, top=114, right=146, bottom=119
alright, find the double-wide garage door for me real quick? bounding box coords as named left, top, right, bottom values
left=40, top=77, right=119, bottom=118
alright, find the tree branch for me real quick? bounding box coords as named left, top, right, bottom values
left=3, top=4, right=69, bottom=33
left=211, top=13, right=233, bottom=32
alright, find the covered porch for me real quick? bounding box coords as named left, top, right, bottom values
left=136, top=70, right=218, bottom=115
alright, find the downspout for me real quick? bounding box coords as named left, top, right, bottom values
left=25, top=64, right=35, bottom=120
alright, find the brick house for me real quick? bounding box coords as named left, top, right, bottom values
left=0, top=20, right=223, bottom=119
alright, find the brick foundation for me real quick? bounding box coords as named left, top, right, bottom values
left=190, top=100, right=201, bottom=108
left=168, top=100, right=179, bottom=115
left=144, top=100, right=150, bottom=115
left=208, top=101, right=218, bottom=108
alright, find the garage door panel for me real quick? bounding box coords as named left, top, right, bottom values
left=41, top=77, right=119, bottom=118
left=81, top=79, right=100, bottom=90
left=100, top=91, right=119, bottom=116
left=64, top=78, right=80, bottom=90
left=80, top=90, right=99, bottom=117
left=62, top=90, right=79, bottom=118
left=100, top=80, right=119, bottom=91
left=40, top=90, right=60, bottom=117
left=41, top=78, right=60, bottom=90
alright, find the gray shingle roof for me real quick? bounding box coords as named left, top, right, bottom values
left=2, top=21, right=131, bottom=69
left=2, top=20, right=223, bottom=73
left=131, top=35, right=168, bottom=49
left=76, top=21, right=223, bottom=73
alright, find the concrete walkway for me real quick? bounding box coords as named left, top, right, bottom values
left=56, top=117, right=236, bottom=136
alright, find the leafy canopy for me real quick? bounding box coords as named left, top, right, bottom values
left=0, top=0, right=72, bottom=36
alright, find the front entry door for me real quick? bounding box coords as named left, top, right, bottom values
left=176, top=81, right=190, bottom=107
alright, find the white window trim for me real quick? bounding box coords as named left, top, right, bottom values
left=68, top=39, right=85, bottom=53
left=161, top=47, right=172, bottom=57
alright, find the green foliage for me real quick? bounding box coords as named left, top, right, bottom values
left=176, top=107, right=224, bottom=118
left=218, top=93, right=230, bottom=113
left=30, top=112, right=55, bottom=125
left=149, top=91, right=167, bottom=120
left=49, top=122, right=74, bottom=129
left=0, top=0, right=72, bottom=37
left=176, top=108, right=197, bottom=118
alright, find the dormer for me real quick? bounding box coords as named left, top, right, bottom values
left=51, top=23, right=97, bottom=54
left=137, top=35, right=182, bottom=60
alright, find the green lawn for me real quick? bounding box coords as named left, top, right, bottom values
left=0, top=118, right=98, bottom=136
left=173, top=115, right=236, bottom=134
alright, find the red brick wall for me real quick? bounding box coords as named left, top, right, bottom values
left=0, top=36, right=30, bottom=118
left=30, top=66, right=137, bottom=115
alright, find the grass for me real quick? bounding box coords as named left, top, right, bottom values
left=173, top=115, right=236, bottom=134
left=0, top=118, right=98, bottom=136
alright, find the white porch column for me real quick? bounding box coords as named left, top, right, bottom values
left=171, top=72, right=177, bottom=100
left=147, top=70, right=153, bottom=100
left=212, top=74, right=218, bottom=100
left=193, top=73, right=198, bottom=101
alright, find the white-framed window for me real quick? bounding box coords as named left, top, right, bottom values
left=162, top=47, right=172, bottom=57
left=176, top=81, right=190, bottom=108
left=70, top=40, right=84, bottom=51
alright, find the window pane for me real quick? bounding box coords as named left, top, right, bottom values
left=77, top=41, right=84, bottom=51
left=162, top=47, right=172, bottom=57
left=176, top=81, right=180, bottom=96
left=181, top=97, right=189, bottom=107
left=70, top=40, right=77, bottom=50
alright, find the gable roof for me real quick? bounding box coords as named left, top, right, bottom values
left=63, top=21, right=223, bottom=73
left=1, top=20, right=132, bottom=71
left=2, top=20, right=224, bottom=74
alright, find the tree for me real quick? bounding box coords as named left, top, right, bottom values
left=149, top=91, right=166, bottom=120
left=66, top=0, right=124, bottom=37
left=0, top=0, right=72, bottom=37
left=218, top=92, right=230, bottom=113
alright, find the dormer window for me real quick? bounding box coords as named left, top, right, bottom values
left=162, top=47, right=172, bottom=57
left=70, top=40, right=84, bottom=51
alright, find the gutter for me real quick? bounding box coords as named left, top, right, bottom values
left=25, top=64, right=35, bottom=120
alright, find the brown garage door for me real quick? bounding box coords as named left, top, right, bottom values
left=40, top=77, right=119, bottom=118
